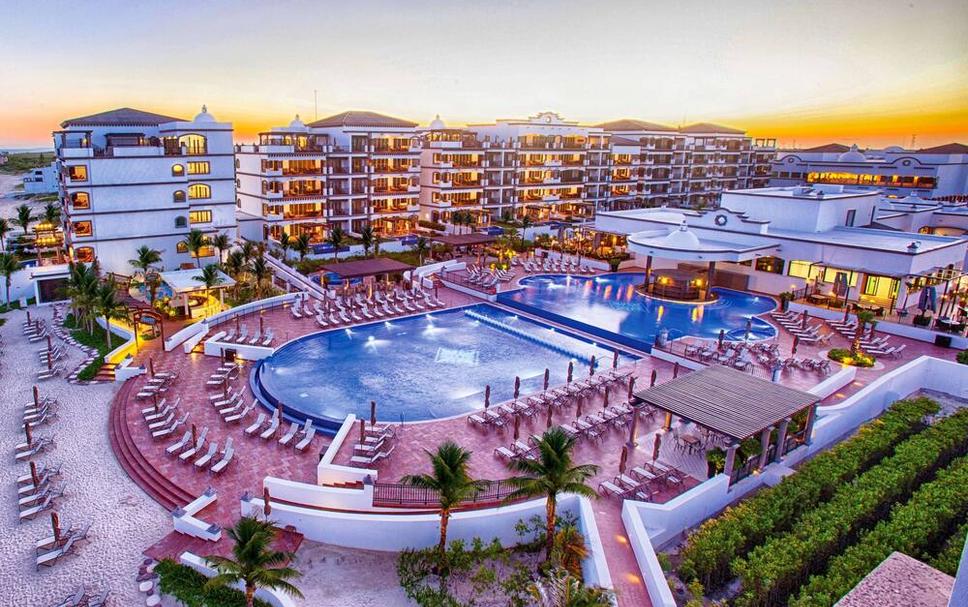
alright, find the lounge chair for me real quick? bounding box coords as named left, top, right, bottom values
left=260, top=413, right=281, bottom=440
left=166, top=430, right=193, bottom=455
left=598, top=480, right=626, bottom=497
left=261, top=330, right=274, bottom=347
left=37, top=365, right=62, bottom=380
left=50, top=586, right=87, bottom=607
left=36, top=535, right=77, bottom=570
left=20, top=493, right=58, bottom=521
left=212, top=390, right=241, bottom=409
left=194, top=441, right=218, bottom=469
left=210, top=439, right=234, bottom=474
left=152, top=413, right=189, bottom=439
left=143, top=404, right=174, bottom=423
left=86, top=590, right=110, bottom=607
left=15, top=438, right=54, bottom=462
left=349, top=444, right=395, bottom=465
left=278, top=422, right=299, bottom=447
left=494, top=446, right=517, bottom=461
left=245, top=413, right=267, bottom=436
left=147, top=411, right=176, bottom=431
left=294, top=426, right=316, bottom=452
left=179, top=428, right=209, bottom=462
left=224, top=402, right=254, bottom=423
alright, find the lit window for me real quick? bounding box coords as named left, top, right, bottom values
left=71, top=192, right=90, bottom=209
left=171, top=164, right=185, bottom=176
left=176, top=241, right=187, bottom=253
left=178, top=133, right=207, bottom=155
left=188, top=183, right=211, bottom=199
left=175, top=216, right=188, bottom=228
left=187, top=161, right=210, bottom=175
left=189, top=210, right=213, bottom=224
left=72, top=221, right=93, bottom=237
left=75, top=247, right=95, bottom=262
left=173, top=190, right=186, bottom=203
left=68, top=166, right=88, bottom=181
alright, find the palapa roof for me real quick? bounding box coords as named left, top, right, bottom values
left=317, top=257, right=413, bottom=279
left=917, top=142, right=968, bottom=154
left=678, top=122, right=745, bottom=135
left=308, top=111, right=417, bottom=129
left=597, top=119, right=677, bottom=133
left=61, top=107, right=186, bottom=128
left=633, top=365, right=818, bottom=441
left=430, top=233, right=498, bottom=247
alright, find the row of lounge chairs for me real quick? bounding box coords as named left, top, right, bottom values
left=45, top=585, right=108, bottom=606
left=166, top=427, right=234, bottom=474
left=244, top=409, right=316, bottom=451
left=349, top=424, right=398, bottom=466
left=598, top=460, right=684, bottom=501
left=305, top=288, right=446, bottom=328
left=516, top=257, right=594, bottom=275
left=771, top=310, right=835, bottom=345
left=220, top=325, right=274, bottom=347
left=829, top=317, right=907, bottom=359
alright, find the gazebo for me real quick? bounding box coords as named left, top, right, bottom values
left=429, top=233, right=497, bottom=258
left=316, top=257, right=414, bottom=282
left=158, top=268, right=235, bottom=318
left=633, top=365, right=819, bottom=484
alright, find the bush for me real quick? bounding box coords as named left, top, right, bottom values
left=733, top=407, right=968, bottom=607
left=789, top=455, right=968, bottom=607
left=76, top=355, right=104, bottom=381
left=929, top=519, right=968, bottom=576
left=678, top=397, right=938, bottom=589
left=418, top=219, right=446, bottom=232
left=957, top=350, right=968, bottom=365
left=827, top=348, right=876, bottom=368
left=155, top=559, right=270, bottom=607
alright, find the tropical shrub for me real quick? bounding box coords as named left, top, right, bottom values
left=789, top=455, right=968, bottom=607
left=733, top=408, right=968, bottom=607
left=418, top=219, right=446, bottom=232
left=155, top=559, right=270, bottom=607
left=957, top=349, right=968, bottom=365
left=929, top=519, right=968, bottom=576
left=827, top=348, right=875, bottom=368
left=678, top=397, right=938, bottom=588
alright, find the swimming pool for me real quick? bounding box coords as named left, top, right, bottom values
left=252, top=304, right=637, bottom=430
left=496, top=273, right=776, bottom=352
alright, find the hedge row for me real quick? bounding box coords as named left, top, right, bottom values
left=789, top=455, right=968, bottom=607
left=678, top=397, right=938, bottom=588
left=929, top=519, right=968, bottom=576
left=733, top=408, right=968, bottom=607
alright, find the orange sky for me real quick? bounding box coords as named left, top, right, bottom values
left=1, top=0, right=966, bottom=149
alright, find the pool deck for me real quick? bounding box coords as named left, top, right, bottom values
left=112, top=265, right=962, bottom=607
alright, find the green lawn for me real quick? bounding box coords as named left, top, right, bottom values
left=63, top=314, right=129, bottom=380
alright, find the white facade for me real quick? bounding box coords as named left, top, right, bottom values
left=54, top=106, right=236, bottom=274
left=771, top=143, right=968, bottom=199
left=22, top=161, right=58, bottom=194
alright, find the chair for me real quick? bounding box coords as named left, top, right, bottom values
left=260, top=412, right=281, bottom=440
left=165, top=430, right=192, bottom=455
left=278, top=422, right=299, bottom=446
left=244, top=413, right=267, bottom=436
left=36, top=535, right=78, bottom=570
left=194, top=441, right=218, bottom=469
left=210, top=438, right=234, bottom=474
left=294, top=426, right=316, bottom=452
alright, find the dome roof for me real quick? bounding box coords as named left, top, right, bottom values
left=289, top=114, right=306, bottom=129
left=838, top=144, right=866, bottom=162
left=660, top=221, right=701, bottom=250
left=884, top=145, right=905, bottom=153
left=428, top=114, right=446, bottom=130
left=193, top=105, right=216, bottom=122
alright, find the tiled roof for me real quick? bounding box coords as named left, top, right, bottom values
left=835, top=552, right=953, bottom=607
left=597, top=119, right=677, bottom=133
left=610, top=136, right=642, bottom=146
left=800, top=143, right=851, bottom=153
left=61, top=107, right=186, bottom=128
left=307, top=111, right=417, bottom=129
left=917, top=142, right=968, bottom=154
left=678, top=122, right=745, bottom=135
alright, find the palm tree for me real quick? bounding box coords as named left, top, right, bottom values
left=14, top=204, right=33, bottom=236
left=181, top=229, right=209, bottom=268
left=240, top=240, right=257, bottom=265
left=0, top=218, right=10, bottom=252
left=278, top=232, right=291, bottom=261
left=359, top=225, right=374, bottom=258
left=129, top=245, right=162, bottom=276
left=529, top=569, right=614, bottom=607
left=224, top=250, right=248, bottom=298
left=504, top=427, right=599, bottom=560
left=205, top=516, right=303, bottom=607
left=194, top=264, right=225, bottom=310
left=210, top=233, right=231, bottom=264
left=64, top=262, right=97, bottom=329
left=94, top=279, right=128, bottom=349
left=250, top=256, right=271, bottom=298
left=851, top=309, right=876, bottom=356
left=401, top=442, right=488, bottom=560
left=293, top=233, right=311, bottom=262
left=327, top=226, right=346, bottom=262
left=521, top=215, right=534, bottom=244
left=43, top=202, right=61, bottom=228
left=413, top=236, right=430, bottom=266
left=0, top=252, right=19, bottom=307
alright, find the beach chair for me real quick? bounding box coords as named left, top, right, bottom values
left=15, top=438, right=54, bottom=462
left=494, top=446, right=517, bottom=461
left=147, top=411, right=176, bottom=431
left=260, top=411, right=281, bottom=440
left=50, top=586, right=87, bottom=607
left=194, top=441, right=218, bottom=469
left=278, top=422, right=299, bottom=446
left=165, top=430, right=192, bottom=455
left=598, top=479, right=626, bottom=497
left=179, top=428, right=209, bottom=462
left=245, top=413, right=267, bottom=436
left=294, top=426, right=316, bottom=452
left=224, top=402, right=255, bottom=423
left=36, top=365, right=62, bottom=380
left=36, top=535, right=78, bottom=570
left=20, top=493, right=58, bottom=521
left=210, top=439, right=234, bottom=474
left=143, top=404, right=174, bottom=423
left=152, top=413, right=189, bottom=439
left=316, top=314, right=329, bottom=328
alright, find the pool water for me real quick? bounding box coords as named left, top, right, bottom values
left=253, top=304, right=636, bottom=429
left=496, top=273, right=776, bottom=351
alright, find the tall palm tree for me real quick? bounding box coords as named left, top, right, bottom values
left=181, top=229, right=209, bottom=268
left=293, top=233, right=311, bottom=262
left=204, top=516, right=303, bottom=607
left=240, top=240, right=257, bottom=265
left=0, top=252, right=19, bottom=307
left=210, top=233, right=231, bottom=264
left=521, top=215, right=534, bottom=243
left=851, top=310, right=876, bottom=356
left=0, top=218, right=10, bottom=252
left=250, top=256, right=271, bottom=298
left=94, top=279, right=128, bottom=349
left=278, top=232, right=291, bottom=261
left=14, top=204, right=33, bottom=236
left=129, top=245, right=162, bottom=276
left=401, top=442, right=488, bottom=560
left=359, top=225, right=374, bottom=258
left=413, top=236, right=430, bottom=266
left=504, top=427, right=599, bottom=560
left=327, top=226, right=346, bottom=262
left=65, top=262, right=99, bottom=331
left=43, top=202, right=61, bottom=228
left=224, top=250, right=248, bottom=298
left=194, top=264, right=225, bottom=311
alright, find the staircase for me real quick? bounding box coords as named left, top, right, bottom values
left=107, top=382, right=194, bottom=511
left=94, top=362, right=117, bottom=382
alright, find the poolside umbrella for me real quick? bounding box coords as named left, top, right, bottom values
left=546, top=403, right=554, bottom=429
left=567, top=361, right=574, bottom=383
left=513, top=376, right=520, bottom=400
left=543, top=369, right=550, bottom=392
left=370, top=401, right=377, bottom=427
left=235, top=315, right=241, bottom=333
left=26, top=310, right=31, bottom=324
left=619, top=445, right=629, bottom=474
left=650, top=369, right=657, bottom=387
left=718, top=329, right=725, bottom=350
left=627, top=409, right=639, bottom=447
left=576, top=397, right=583, bottom=418
left=589, top=355, right=596, bottom=377
left=612, top=350, right=619, bottom=369
left=801, top=310, right=809, bottom=329
left=673, top=362, right=680, bottom=379
left=30, top=461, right=39, bottom=487
left=359, top=419, right=365, bottom=445
left=47, top=334, right=52, bottom=352
left=47, top=351, right=52, bottom=371
left=33, top=386, right=39, bottom=409
left=50, top=512, right=61, bottom=543
left=792, top=334, right=800, bottom=355
left=263, top=487, right=271, bottom=517
left=603, top=386, right=609, bottom=410
left=153, top=391, right=160, bottom=411
left=259, top=315, right=265, bottom=337
left=23, top=422, right=32, bottom=446
left=148, top=357, right=155, bottom=377
left=652, top=431, right=663, bottom=462
left=513, top=415, right=521, bottom=440
left=484, top=385, right=491, bottom=409
left=190, top=424, right=197, bottom=447
left=627, top=376, right=636, bottom=403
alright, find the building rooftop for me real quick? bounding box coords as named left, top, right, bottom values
left=797, top=143, right=851, bottom=153
left=159, top=268, right=235, bottom=294
left=835, top=552, right=953, bottom=607
left=596, top=119, right=677, bottom=133
left=307, top=111, right=418, bottom=129
left=609, top=136, right=643, bottom=146
left=678, top=122, right=745, bottom=135
left=727, top=185, right=877, bottom=200
left=60, top=107, right=186, bottom=128
left=917, top=143, right=968, bottom=154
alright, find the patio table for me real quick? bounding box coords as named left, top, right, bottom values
left=681, top=433, right=702, bottom=454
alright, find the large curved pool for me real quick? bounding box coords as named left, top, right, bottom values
left=496, top=273, right=776, bottom=351
left=253, top=304, right=637, bottom=430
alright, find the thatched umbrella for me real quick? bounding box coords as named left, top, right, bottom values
left=513, top=415, right=521, bottom=441
left=543, top=369, right=550, bottom=392
left=612, top=350, right=619, bottom=369
left=484, top=385, right=491, bottom=409
left=263, top=487, right=272, bottom=517
left=513, top=376, right=520, bottom=400
left=673, top=362, right=680, bottom=379
left=567, top=361, right=574, bottom=383
left=589, top=355, right=596, bottom=377
left=619, top=445, right=629, bottom=474
left=650, top=369, right=658, bottom=387
left=50, top=511, right=61, bottom=543
left=652, top=431, right=663, bottom=462
left=370, top=401, right=377, bottom=427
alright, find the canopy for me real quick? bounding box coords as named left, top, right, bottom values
left=316, top=257, right=413, bottom=279
left=158, top=268, right=235, bottom=294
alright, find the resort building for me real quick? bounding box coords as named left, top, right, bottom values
left=22, top=161, right=58, bottom=194
left=595, top=184, right=968, bottom=314
left=235, top=111, right=421, bottom=246
left=770, top=142, right=968, bottom=200
left=53, top=106, right=236, bottom=274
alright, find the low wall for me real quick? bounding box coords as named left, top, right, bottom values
left=163, top=293, right=300, bottom=352
left=789, top=301, right=968, bottom=349
left=203, top=333, right=274, bottom=361
left=316, top=415, right=379, bottom=484
left=809, top=365, right=857, bottom=400
left=264, top=476, right=374, bottom=511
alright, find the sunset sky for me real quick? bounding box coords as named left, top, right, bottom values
left=1, top=0, right=966, bottom=149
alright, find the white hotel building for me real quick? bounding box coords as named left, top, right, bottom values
left=235, top=111, right=421, bottom=244
left=54, top=106, right=236, bottom=274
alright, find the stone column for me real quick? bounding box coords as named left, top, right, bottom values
left=803, top=403, right=818, bottom=445
left=706, top=261, right=716, bottom=300
left=775, top=417, right=791, bottom=462
left=757, top=426, right=773, bottom=471
left=724, top=442, right=739, bottom=483
left=663, top=411, right=673, bottom=431
left=644, top=255, right=653, bottom=291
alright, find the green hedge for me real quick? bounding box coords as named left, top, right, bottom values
left=678, top=397, right=938, bottom=588
left=929, top=519, right=968, bottom=576
left=789, top=455, right=968, bottom=607
left=155, top=559, right=270, bottom=607
left=733, top=407, right=968, bottom=607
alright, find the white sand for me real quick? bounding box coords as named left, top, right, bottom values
left=0, top=306, right=169, bottom=607
left=289, top=541, right=410, bottom=606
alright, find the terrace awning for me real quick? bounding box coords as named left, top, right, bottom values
left=633, top=365, right=818, bottom=442
left=316, top=257, right=413, bottom=279
left=430, top=233, right=497, bottom=247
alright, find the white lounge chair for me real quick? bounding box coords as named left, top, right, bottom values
left=245, top=413, right=267, bottom=436
left=210, top=439, right=234, bottom=474
left=278, top=422, right=299, bottom=446
left=166, top=430, right=192, bottom=455
left=224, top=402, right=255, bottom=423
left=294, top=426, right=316, bottom=452
left=194, top=441, right=218, bottom=469
left=260, top=412, right=281, bottom=440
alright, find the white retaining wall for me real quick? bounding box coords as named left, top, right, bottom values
left=203, top=332, right=275, bottom=361
left=316, top=414, right=379, bottom=484
left=163, top=293, right=300, bottom=351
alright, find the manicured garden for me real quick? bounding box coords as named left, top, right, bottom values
left=673, top=397, right=968, bottom=606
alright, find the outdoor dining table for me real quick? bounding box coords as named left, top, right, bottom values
left=807, top=293, right=829, bottom=305
left=680, top=433, right=702, bottom=454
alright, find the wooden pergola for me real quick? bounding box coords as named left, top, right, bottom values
left=316, top=257, right=414, bottom=280
left=633, top=365, right=819, bottom=483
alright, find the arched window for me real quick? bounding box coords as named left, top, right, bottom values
left=235, top=158, right=240, bottom=169
left=71, top=192, right=90, bottom=209
left=188, top=183, right=211, bottom=199
left=75, top=247, right=95, bottom=263
left=178, top=133, right=207, bottom=155
left=173, top=190, right=186, bottom=203
left=175, top=216, right=188, bottom=228
left=171, top=164, right=185, bottom=176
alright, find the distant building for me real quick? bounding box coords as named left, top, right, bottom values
left=770, top=143, right=968, bottom=200
left=22, top=161, right=58, bottom=194
left=54, top=106, right=236, bottom=274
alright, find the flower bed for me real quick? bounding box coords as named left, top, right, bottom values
left=677, top=397, right=938, bottom=589
left=733, top=407, right=968, bottom=607
left=790, top=455, right=968, bottom=607
left=827, top=347, right=876, bottom=368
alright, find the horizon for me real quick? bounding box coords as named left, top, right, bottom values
left=1, top=0, right=966, bottom=148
